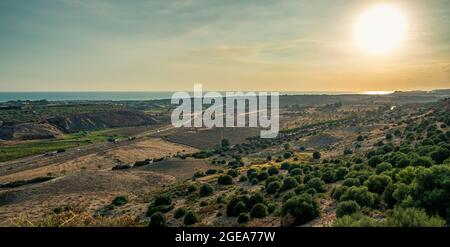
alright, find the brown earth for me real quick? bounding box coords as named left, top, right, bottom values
left=0, top=137, right=198, bottom=184
left=0, top=123, right=62, bottom=141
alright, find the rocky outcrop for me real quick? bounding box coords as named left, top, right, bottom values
left=46, top=110, right=157, bottom=133
left=0, top=123, right=63, bottom=140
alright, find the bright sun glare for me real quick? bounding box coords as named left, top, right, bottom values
left=355, top=5, right=407, bottom=54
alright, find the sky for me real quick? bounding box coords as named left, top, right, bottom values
left=0, top=0, right=449, bottom=92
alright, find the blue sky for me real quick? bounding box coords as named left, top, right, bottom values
left=0, top=0, right=449, bottom=91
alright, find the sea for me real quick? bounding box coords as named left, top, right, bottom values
left=0, top=91, right=365, bottom=102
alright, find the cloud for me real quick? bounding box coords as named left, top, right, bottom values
left=192, top=39, right=324, bottom=58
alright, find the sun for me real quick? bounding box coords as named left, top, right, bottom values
left=355, top=5, right=407, bottom=54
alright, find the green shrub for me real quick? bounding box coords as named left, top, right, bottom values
left=368, top=155, right=382, bottom=167
left=154, top=194, right=172, bottom=206
left=280, top=162, right=291, bottom=170
left=249, top=193, right=265, bottom=208
left=268, top=166, right=279, bottom=176
left=430, top=146, right=449, bottom=164
left=266, top=181, right=281, bottom=194
left=342, top=178, right=361, bottom=187
left=343, top=148, right=353, bottom=155
left=282, top=191, right=297, bottom=202
left=385, top=207, right=445, bottom=227
left=187, top=184, right=199, bottom=193
left=227, top=169, right=239, bottom=178
left=365, top=174, right=391, bottom=194
left=336, top=201, right=360, bottom=218
left=382, top=183, right=397, bottom=208
left=282, top=193, right=320, bottom=225
left=257, top=171, right=269, bottom=181
left=239, top=175, right=248, bottom=182
left=336, top=167, right=349, bottom=180
left=331, top=185, right=349, bottom=200
left=340, top=186, right=376, bottom=207
left=233, top=201, right=247, bottom=215
left=226, top=196, right=250, bottom=217
left=413, top=164, right=450, bottom=222
left=174, top=207, right=187, bottom=219
left=199, top=184, right=214, bottom=197
left=217, top=175, right=233, bottom=185
left=282, top=177, right=299, bottom=191
left=322, top=169, right=337, bottom=183
left=313, top=151, right=321, bottom=159
left=306, top=178, right=326, bottom=193
left=410, top=156, right=433, bottom=167
left=247, top=168, right=257, bottom=177
left=183, top=211, right=198, bottom=225
left=250, top=203, right=268, bottom=218
left=147, top=204, right=174, bottom=217
left=111, top=196, right=128, bottom=206
left=375, top=162, right=393, bottom=174
left=289, top=168, right=303, bottom=176
left=333, top=213, right=381, bottom=227
left=149, top=212, right=166, bottom=227
left=283, top=152, right=292, bottom=159
left=237, top=213, right=250, bottom=223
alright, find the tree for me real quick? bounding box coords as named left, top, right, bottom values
left=199, top=184, right=214, bottom=197
left=250, top=203, right=268, bottom=218
left=336, top=201, right=360, bottom=218
left=313, top=151, right=321, bottom=160
left=282, top=193, right=320, bottom=225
